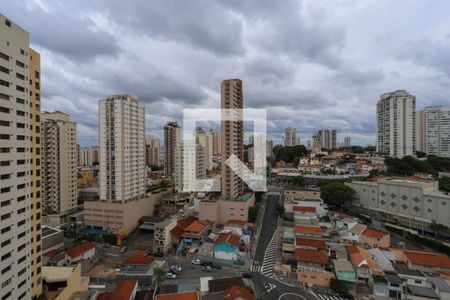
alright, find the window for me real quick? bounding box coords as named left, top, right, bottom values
left=1, top=187, right=11, bottom=193
left=35, top=71, right=40, bottom=79
left=16, top=85, right=25, bottom=92
left=16, top=73, right=25, bottom=80
left=0, top=161, right=10, bottom=167
left=1, top=239, right=11, bottom=247
left=0, top=120, right=9, bottom=126
left=0, top=93, right=10, bottom=100
left=15, top=60, right=25, bottom=68
left=0, top=148, right=10, bottom=153
left=0, top=79, right=9, bottom=87
left=16, top=110, right=25, bottom=116
left=0, top=134, right=10, bottom=140
left=0, top=65, right=9, bottom=74
left=1, top=226, right=10, bottom=234
left=0, top=52, right=9, bottom=61
left=5, top=19, right=11, bottom=27
left=0, top=106, right=9, bottom=113
left=0, top=174, right=10, bottom=180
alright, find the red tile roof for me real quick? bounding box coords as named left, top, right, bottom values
left=184, top=220, right=209, bottom=233
left=65, top=242, right=96, bottom=259
left=294, top=225, right=322, bottom=236
left=346, top=246, right=366, bottom=267
left=177, top=216, right=198, bottom=230
left=226, top=219, right=248, bottom=226
left=155, top=291, right=198, bottom=300
left=224, top=285, right=256, bottom=300
left=108, top=280, right=138, bottom=300
left=362, top=228, right=388, bottom=239
left=215, top=232, right=240, bottom=247
left=295, top=249, right=327, bottom=265
left=295, top=237, right=327, bottom=250
left=170, top=225, right=185, bottom=238
left=43, top=248, right=63, bottom=257
left=404, top=250, right=450, bottom=268
left=122, top=251, right=155, bottom=266
left=293, top=206, right=316, bottom=213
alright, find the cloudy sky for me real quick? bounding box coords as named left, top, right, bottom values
left=3, top=0, right=450, bottom=146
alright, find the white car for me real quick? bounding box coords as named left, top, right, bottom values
left=202, top=266, right=212, bottom=272
left=165, top=272, right=177, bottom=279
left=192, top=258, right=202, bottom=265
left=170, top=265, right=182, bottom=273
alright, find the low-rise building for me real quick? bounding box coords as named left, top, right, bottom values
left=96, top=279, right=139, bottom=300
left=42, top=226, right=64, bottom=253
left=360, top=228, right=390, bottom=248
left=295, top=237, right=327, bottom=251
left=333, top=259, right=356, bottom=283
left=293, top=206, right=318, bottom=225
left=65, top=242, right=96, bottom=265
left=42, top=265, right=89, bottom=300
left=161, top=193, right=193, bottom=215
left=295, top=248, right=328, bottom=269
left=118, top=251, right=157, bottom=286
left=181, top=220, right=211, bottom=246
left=154, top=216, right=178, bottom=255
left=296, top=267, right=335, bottom=288
left=214, top=232, right=241, bottom=261
left=294, top=225, right=322, bottom=238
left=155, top=291, right=198, bottom=300
left=199, top=193, right=255, bottom=225
left=403, top=250, right=450, bottom=273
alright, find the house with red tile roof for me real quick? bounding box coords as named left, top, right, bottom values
left=403, top=250, right=450, bottom=272
left=181, top=220, right=211, bottom=246
left=295, top=248, right=328, bottom=268
left=293, top=206, right=318, bottom=225
left=214, top=232, right=242, bottom=261
left=155, top=291, right=198, bottom=300
left=118, top=251, right=157, bottom=286
left=96, top=279, right=138, bottom=300
left=360, top=228, right=390, bottom=248
left=295, top=237, right=327, bottom=250
left=224, top=285, right=255, bottom=300
left=294, top=225, right=322, bottom=238
left=170, top=216, right=199, bottom=246
left=64, top=241, right=96, bottom=265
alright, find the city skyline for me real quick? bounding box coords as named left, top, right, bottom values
left=3, top=1, right=450, bottom=147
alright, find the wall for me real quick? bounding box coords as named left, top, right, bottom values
left=54, top=265, right=89, bottom=300
left=296, top=268, right=335, bottom=287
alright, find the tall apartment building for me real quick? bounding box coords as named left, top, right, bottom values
left=174, top=141, right=206, bottom=192
left=0, top=14, right=42, bottom=299
left=319, top=128, right=337, bottom=150
left=417, top=106, right=450, bottom=158
left=78, top=147, right=91, bottom=166
left=164, top=122, right=180, bottom=177
left=196, top=127, right=213, bottom=170
left=266, top=139, right=274, bottom=158
left=282, top=127, right=300, bottom=146
left=376, top=90, right=416, bottom=157
left=145, top=133, right=160, bottom=167
left=41, top=112, right=78, bottom=223
left=210, top=128, right=221, bottom=155
left=312, top=132, right=322, bottom=151
left=221, top=79, right=244, bottom=198
left=344, top=136, right=351, bottom=148
left=99, top=95, right=146, bottom=202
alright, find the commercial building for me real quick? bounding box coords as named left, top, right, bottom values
left=164, top=121, right=180, bottom=177
left=199, top=194, right=255, bottom=225
left=0, top=14, right=43, bottom=299
left=221, top=79, right=244, bottom=198
left=349, top=177, right=450, bottom=228
left=99, top=95, right=145, bottom=202
left=145, top=133, right=160, bottom=167
left=42, top=111, right=78, bottom=225
left=417, top=106, right=450, bottom=157
left=282, top=127, right=300, bottom=147
left=376, top=90, right=416, bottom=157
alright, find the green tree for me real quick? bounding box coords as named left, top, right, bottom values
left=320, top=181, right=355, bottom=213
left=438, top=176, right=450, bottom=193
left=248, top=205, right=260, bottom=222
left=290, top=175, right=305, bottom=186
left=153, top=267, right=166, bottom=285
left=276, top=203, right=285, bottom=216
left=330, top=279, right=347, bottom=294
left=416, top=151, right=427, bottom=158
left=273, top=145, right=309, bottom=164
left=428, top=221, right=449, bottom=239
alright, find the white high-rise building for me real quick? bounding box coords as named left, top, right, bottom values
left=99, top=95, right=146, bottom=202
left=377, top=90, right=416, bottom=158
left=42, top=112, right=78, bottom=219
left=417, top=106, right=450, bottom=158
left=320, top=129, right=337, bottom=150
left=174, top=141, right=206, bottom=192
left=344, top=136, right=351, bottom=148
left=0, top=14, right=42, bottom=299
left=282, top=127, right=300, bottom=146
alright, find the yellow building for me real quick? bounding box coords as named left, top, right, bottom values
left=30, top=48, right=43, bottom=298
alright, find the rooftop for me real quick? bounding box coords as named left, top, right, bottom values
left=295, top=249, right=327, bottom=265
left=122, top=251, right=155, bottom=266
left=404, top=250, right=450, bottom=268
left=215, top=232, right=240, bottom=248
left=184, top=220, right=209, bottom=233
left=155, top=291, right=198, bottom=300
left=333, top=259, right=355, bottom=273
left=224, top=285, right=255, bottom=300
left=42, top=266, right=75, bottom=283
left=362, top=228, right=388, bottom=239
left=293, top=206, right=316, bottom=213
left=294, top=225, right=322, bottom=236
left=295, top=237, right=327, bottom=250
left=208, top=277, right=245, bottom=294
left=65, top=242, right=96, bottom=259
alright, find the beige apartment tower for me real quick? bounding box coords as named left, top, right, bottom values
left=99, top=95, right=146, bottom=202
left=0, top=14, right=43, bottom=299
left=145, top=133, right=160, bottom=167
left=164, top=122, right=180, bottom=177
left=210, top=128, right=221, bottom=155
left=41, top=111, right=78, bottom=221
left=221, top=79, right=244, bottom=198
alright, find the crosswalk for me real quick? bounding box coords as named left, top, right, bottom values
left=250, top=231, right=277, bottom=277
left=309, top=289, right=348, bottom=300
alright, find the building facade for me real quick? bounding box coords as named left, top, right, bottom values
left=174, top=142, right=206, bottom=192
left=210, top=128, right=221, bottom=156
left=99, top=95, right=146, bottom=202
left=0, top=14, right=42, bottom=299
left=283, top=127, right=300, bottom=147
left=164, top=122, right=180, bottom=177
left=145, top=133, right=160, bottom=167
left=344, top=136, right=351, bottom=148
left=42, top=112, right=78, bottom=219
left=196, top=128, right=213, bottom=170
left=221, top=79, right=244, bottom=198
left=416, top=106, right=450, bottom=157
left=376, top=90, right=416, bottom=157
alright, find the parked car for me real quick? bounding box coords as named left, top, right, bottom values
left=119, top=246, right=128, bottom=253
left=192, top=258, right=202, bottom=265
left=233, top=259, right=244, bottom=265
left=202, top=266, right=212, bottom=272
left=165, top=272, right=177, bottom=279
left=170, top=265, right=182, bottom=274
